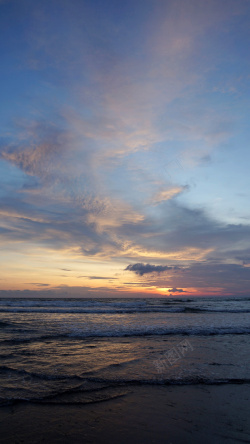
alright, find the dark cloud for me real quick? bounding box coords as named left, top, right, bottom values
left=162, top=262, right=250, bottom=294
left=88, top=276, right=117, bottom=280
left=0, top=192, right=115, bottom=255
left=117, top=202, right=250, bottom=265
left=233, top=249, right=250, bottom=265
left=77, top=276, right=117, bottom=280
left=168, top=288, right=185, bottom=293
left=26, top=283, right=50, bottom=286
left=125, top=263, right=178, bottom=276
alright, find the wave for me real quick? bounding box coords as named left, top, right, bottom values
left=1, top=376, right=250, bottom=406
left=0, top=296, right=249, bottom=315
left=0, top=299, right=150, bottom=309
left=0, top=320, right=12, bottom=327
left=0, top=307, right=185, bottom=314
left=183, top=307, right=250, bottom=313
left=1, top=306, right=250, bottom=314
left=0, top=365, right=83, bottom=381
left=2, top=364, right=250, bottom=387
left=2, top=326, right=250, bottom=344
left=83, top=376, right=250, bottom=386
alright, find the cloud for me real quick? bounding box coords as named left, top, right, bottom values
left=1, top=0, right=250, bottom=295
left=0, top=120, right=97, bottom=198
left=152, top=262, right=250, bottom=295
left=151, top=186, right=188, bottom=204
left=1, top=172, right=250, bottom=270
left=125, top=263, right=178, bottom=276
left=85, top=276, right=117, bottom=280
left=17, top=0, right=243, bottom=169
left=26, top=283, right=50, bottom=287
left=168, top=288, right=186, bottom=293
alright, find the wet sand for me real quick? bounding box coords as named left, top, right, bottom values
left=1, top=384, right=250, bottom=444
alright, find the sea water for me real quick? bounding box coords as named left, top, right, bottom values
left=1, top=297, right=250, bottom=405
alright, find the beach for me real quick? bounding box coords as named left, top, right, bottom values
left=1, top=384, right=250, bottom=443
left=1, top=0, right=250, bottom=441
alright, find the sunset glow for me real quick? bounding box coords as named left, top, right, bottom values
left=1, top=0, right=250, bottom=297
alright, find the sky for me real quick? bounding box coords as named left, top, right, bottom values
left=0, top=0, right=250, bottom=298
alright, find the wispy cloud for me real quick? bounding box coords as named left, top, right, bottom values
left=0, top=0, right=250, bottom=295
left=151, top=186, right=188, bottom=204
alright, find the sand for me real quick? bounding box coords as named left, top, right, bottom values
left=1, top=384, right=250, bottom=444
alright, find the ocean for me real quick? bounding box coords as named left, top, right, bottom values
left=1, top=297, right=250, bottom=406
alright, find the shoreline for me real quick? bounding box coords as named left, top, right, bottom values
left=1, top=384, right=250, bottom=444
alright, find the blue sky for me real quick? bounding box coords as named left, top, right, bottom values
left=1, top=0, right=250, bottom=297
